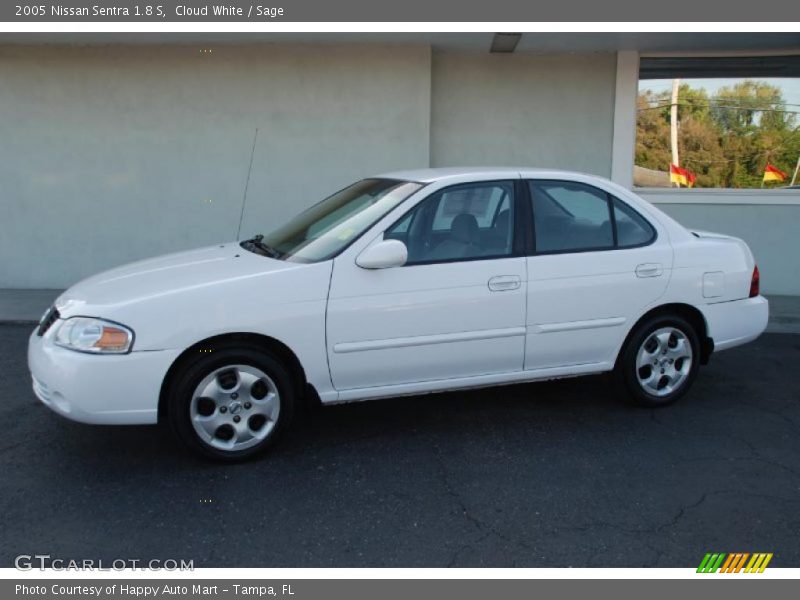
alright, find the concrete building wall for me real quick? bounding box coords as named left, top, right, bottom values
left=430, top=52, right=617, bottom=175
left=0, top=44, right=432, bottom=288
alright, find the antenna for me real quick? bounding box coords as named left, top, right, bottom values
left=236, top=127, right=259, bottom=240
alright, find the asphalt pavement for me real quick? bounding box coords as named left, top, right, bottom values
left=1, top=323, right=798, bottom=568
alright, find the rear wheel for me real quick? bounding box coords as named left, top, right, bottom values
left=167, top=346, right=295, bottom=461
left=615, top=315, right=700, bottom=407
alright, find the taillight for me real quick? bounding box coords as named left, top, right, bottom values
left=749, top=265, right=760, bottom=298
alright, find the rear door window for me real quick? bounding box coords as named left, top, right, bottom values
left=529, top=181, right=614, bottom=252
left=528, top=180, right=656, bottom=253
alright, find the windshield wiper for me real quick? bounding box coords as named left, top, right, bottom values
left=241, top=234, right=281, bottom=258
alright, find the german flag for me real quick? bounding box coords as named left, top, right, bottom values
left=763, top=164, right=788, bottom=183
left=670, top=164, right=696, bottom=188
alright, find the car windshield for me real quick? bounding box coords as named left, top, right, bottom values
left=245, top=178, right=423, bottom=263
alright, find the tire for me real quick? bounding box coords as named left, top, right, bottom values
left=614, top=314, right=700, bottom=407
left=166, top=345, right=295, bottom=461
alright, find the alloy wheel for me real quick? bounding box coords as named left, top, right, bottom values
left=635, top=327, right=693, bottom=397
left=189, top=364, right=280, bottom=451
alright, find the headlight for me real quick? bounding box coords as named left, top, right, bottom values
left=54, top=317, right=134, bottom=354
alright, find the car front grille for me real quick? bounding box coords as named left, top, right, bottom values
left=37, top=306, right=60, bottom=336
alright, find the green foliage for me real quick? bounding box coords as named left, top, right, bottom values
left=636, top=79, right=800, bottom=188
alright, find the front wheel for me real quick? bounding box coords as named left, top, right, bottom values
left=615, top=315, right=700, bottom=407
left=166, top=346, right=295, bottom=461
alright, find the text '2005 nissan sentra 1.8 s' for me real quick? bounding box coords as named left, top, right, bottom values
left=29, top=168, right=768, bottom=460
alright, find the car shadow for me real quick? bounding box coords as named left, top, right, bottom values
left=40, top=373, right=626, bottom=471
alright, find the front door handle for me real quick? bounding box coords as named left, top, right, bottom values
left=488, top=275, right=521, bottom=292
left=635, top=263, right=663, bottom=278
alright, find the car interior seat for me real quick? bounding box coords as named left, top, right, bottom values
left=428, top=213, right=480, bottom=260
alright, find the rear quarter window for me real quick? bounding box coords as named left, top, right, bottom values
left=612, top=197, right=656, bottom=248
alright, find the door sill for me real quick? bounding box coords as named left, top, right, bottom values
left=325, top=362, right=612, bottom=404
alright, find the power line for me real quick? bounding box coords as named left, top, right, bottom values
left=638, top=102, right=800, bottom=115
left=710, top=97, right=800, bottom=108
left=640, top=92, right=800, bottom=109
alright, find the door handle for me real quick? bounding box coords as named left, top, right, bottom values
left=635, top=263, right=663, bottom=278
left=488, top=275, right=521, bottom=292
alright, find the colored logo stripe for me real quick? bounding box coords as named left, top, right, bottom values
left=697, top=553, right=726, bottom=573
left=745, top=553, right=773, bottom=573
left=720, top=553, right=750, bottom=573
left=697, top=552, right=773, bottom=573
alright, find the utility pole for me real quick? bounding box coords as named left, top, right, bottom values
left=791, top=155, right=800, bottom=186
left=670, top=78, right=680, bottom=187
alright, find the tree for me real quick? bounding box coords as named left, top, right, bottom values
left=636, top=79, right=799, bottom=188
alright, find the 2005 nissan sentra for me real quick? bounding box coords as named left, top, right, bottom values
left=28, top=168, right=768, bottom=460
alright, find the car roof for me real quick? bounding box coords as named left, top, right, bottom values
left=375, top=166, right=603, bottom=184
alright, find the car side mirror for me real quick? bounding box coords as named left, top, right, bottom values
left=356, top=239, right=408, bottom=269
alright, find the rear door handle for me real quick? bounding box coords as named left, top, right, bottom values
left=488, top=275, right=521, bottom=292
left=635, top=263, right=663, bottom=278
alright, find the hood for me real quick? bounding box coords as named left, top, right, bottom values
left=55, top=243, right=295, bottom=315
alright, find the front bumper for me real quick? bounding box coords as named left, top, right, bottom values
left=28, top=326, right=181, bottom=425
left=701, top=295, right=769, bottom=353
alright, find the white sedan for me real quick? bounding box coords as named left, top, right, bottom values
left=28, top=168, right=768, bottom=460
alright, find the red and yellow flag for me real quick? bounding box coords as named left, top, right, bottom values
left=670, top=164, right=696, bottom=188
left=763, top=164, right=788, bottom=183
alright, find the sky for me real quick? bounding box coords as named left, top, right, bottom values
left=639, top=78, right=800, bottom=108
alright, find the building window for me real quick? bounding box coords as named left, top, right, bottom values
left=635, top=56, right=800, bottom=189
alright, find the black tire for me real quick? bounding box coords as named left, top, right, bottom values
left=614, top=314, right=700, bottom=407
left=166, top=344, right=295, bottom=461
